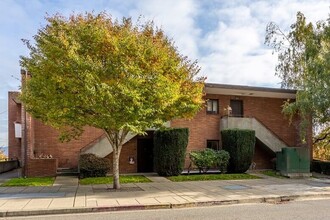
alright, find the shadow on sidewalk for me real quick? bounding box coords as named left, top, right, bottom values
left=0, top=168, right=22, bottom=183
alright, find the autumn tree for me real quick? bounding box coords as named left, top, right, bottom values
left=265, top=12, right=330, bottom=142
left=20, top=13, right=205, bottom=189
left=0, top=147, right=7, bottom=161
left=313, top=126, right=330, bottom=160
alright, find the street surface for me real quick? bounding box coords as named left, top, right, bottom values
left=7, top=198, right=330, bottom=220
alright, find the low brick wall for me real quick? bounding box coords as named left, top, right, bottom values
left=0, top=160, right=19, bottom=173
left=26, top=158, right=58, bottom=177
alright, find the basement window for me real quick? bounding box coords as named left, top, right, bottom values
left=206, top=99, right=218, bottom=114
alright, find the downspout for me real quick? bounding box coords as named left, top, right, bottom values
left=23, top=99, right=27, bottom=177
left=21, top=69, right=28, bottom=177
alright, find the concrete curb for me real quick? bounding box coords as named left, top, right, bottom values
left=1, top=193, right=330, bottom=217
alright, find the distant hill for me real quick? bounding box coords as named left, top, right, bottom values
left=0, top=146, right=8, bottom=156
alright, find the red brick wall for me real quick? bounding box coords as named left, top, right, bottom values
left=243, top=96, right=299, bottom=147
left=26, top=158, right=58, bottom=177
left=106, top=136, right=138, bottom=173
left=26, top=113, right=35, bottom=163
left=8, top=92, right=22, bottom=161
left=172, top=94, right=303, bottom=169
left=32, top=119, right=104, bottom=168
left=252, top=142, right=275, bottom=169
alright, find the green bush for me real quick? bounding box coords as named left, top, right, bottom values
left=221, top=129, right=255, bottom=173
left=320, top=162, right=330, bottom=175
left=311, top=160, right=330, bottom=175
left=189, top=149, right=230, bottom=173
left=216, top=150, right=230, bottom=173
left=154, top=128, right=189, bottom=176
left=311, top=160, right=322, bottom=173
left=189, top=148, right=218, bottom=173
left=79, top=153, right=111, bottom=178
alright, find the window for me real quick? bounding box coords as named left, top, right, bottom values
left=207, top=140, right=220, bottom=151
left=206, top=99, right=218, bottom=114
left=230, top=100, right=243, bottom=117
left=14, top=122, right=22, bottom=138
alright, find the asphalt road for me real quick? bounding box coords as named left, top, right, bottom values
left=7, top=198, right=330, bottom=220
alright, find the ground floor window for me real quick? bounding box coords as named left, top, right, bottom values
left=207, top=140, right=220, bottom=151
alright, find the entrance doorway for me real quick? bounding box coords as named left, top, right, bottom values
left=230, top=100, right=243, bottom=117
left=137, top=138, right=154, bottom=172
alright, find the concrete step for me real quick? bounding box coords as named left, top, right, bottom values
left=56, top=168, right=78, bottom=176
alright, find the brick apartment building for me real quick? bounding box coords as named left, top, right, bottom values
left=8, top=80, right=312, bottom=177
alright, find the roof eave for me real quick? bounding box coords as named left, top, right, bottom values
left=205, top=83, right=296, bottom=99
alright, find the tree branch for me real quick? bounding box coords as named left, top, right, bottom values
left=313, top=132, right=330, bottom=144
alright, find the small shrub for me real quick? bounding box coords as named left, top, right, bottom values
left=189, top=149, right=230, bottom=173
left=311, top=160, right=330, bottom=175
left=222, top=129, right=255, bottom=173
left=311, top=160, right=322, bottom=173
left=320, top=161, right=330, bottom=175
left=154, top=128, right=189, bottom=176
left=189, top=148, right=218, bottom=173
left=79, top=153, right=111, bottom=178
left=216, top=150, right=230, bottom=173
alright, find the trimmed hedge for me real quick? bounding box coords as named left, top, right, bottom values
left=189, top=148, right=230, bottom=173
left=217, top=150, right=230, bottom=173
left=221, top=129, right=255, bottom=173
left=154, top=128, right=189, bottom=176
left=79, top=153, right=111, bottom=178
left=311, top=160, right=330, bottom=175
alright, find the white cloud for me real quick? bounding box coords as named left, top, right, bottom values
left=197, top=0, right=330, bottom=86
left=129, top=0, right=201, bottom=59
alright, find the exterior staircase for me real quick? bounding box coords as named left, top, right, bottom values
left=80, top=122, right=170, bottom=158
left=80, top=132, right=136, bottom=158
left=220, top=117, right=288, bottom=153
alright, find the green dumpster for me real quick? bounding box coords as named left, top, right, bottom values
left=276, top=147, right=310, bottom=177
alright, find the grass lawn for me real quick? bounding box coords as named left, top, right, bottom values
left=167, top=173, right=260, bottom=182
left=79, top=175, right=151, bottom=185
left=1, top=177, right=55, bottom=187
left=260, top=170, right=287, bottom=178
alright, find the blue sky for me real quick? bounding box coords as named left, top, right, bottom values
left=0, top=0, right=329, bottom=146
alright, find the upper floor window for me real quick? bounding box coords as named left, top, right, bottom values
left=206, top=99, right=218, bottom=114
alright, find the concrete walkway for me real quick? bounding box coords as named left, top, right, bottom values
left=0, top=172, right=330, bottom=217
left=143, top=173, right=172, bottom=183
left=53, top=176, right=79, bottom=186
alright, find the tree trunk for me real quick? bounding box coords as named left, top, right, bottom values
left=112, top=148, right=121, bottom=189
left=104, top=129, right=127, bottom=190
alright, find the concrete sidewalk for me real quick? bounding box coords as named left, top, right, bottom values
left=0, top=172, right=330, bottom=217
